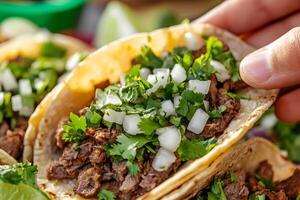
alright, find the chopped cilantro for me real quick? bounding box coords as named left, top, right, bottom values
left=229, top=171, right=237, bottom=182
left=138, top=118, right=160, bottom=135
left=170, top=116, right=181, bottom=126
left=62, top=113, right=87, bottom=144
left=209, top=178, right=227, bottom=200
left=177, top=137, right=217, bottom=161
left=136, top=46, right=163, bottom=69
left=98, top=189, right=116, bottom=200
left=41, top=42, right=67, bottom=58
left=208, top=105, right=226, bottom=118
left=227, top=92, right=250, bottom=100
left=127, top=161, right=139, bottom=176
left=85, top=109, right=101, bottom=127
left=249, top=194, right=266, bottom=200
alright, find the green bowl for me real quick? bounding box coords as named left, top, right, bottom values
left=0, top=0, right=86, bottom=32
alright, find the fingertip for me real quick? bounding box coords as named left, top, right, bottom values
left=275, top=89, right=300, bottom=123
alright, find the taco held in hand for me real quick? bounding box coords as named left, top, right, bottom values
left=0, top=33, right=91, bottom=164
left=34, top=24, right=277, bottom=200
left=165, top=138, right=300, bottom=200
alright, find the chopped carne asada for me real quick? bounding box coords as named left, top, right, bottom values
left=47, top=34, right=250, bottom=199
left=194, top=160, right=300, bottom=200
left=0, top=43, right=87, bottom=160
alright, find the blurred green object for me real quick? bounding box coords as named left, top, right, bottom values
left=0, top=0, right=86, bottom=32
left=96, top=1, right=179, bottom=47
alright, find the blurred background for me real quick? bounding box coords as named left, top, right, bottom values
left=0, top=0, right=299, bottom=164
left=0, top=0, right=223, bottom=46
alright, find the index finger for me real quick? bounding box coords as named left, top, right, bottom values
left=194, top=0, right=300, bottom=34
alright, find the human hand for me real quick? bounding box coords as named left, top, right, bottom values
left=195, top=0, right=300, bottom=122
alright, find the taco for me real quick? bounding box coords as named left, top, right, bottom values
left=165, top=137, right=300, bottom=200
left=0, top=33, right=92, bottom=164
left=33, top=23, right=277, bottom=199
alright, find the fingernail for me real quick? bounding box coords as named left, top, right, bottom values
left=241, top=48, right=272, bottom=83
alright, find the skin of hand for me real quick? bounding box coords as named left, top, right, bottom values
left=194, top=0, right=300, bottom=122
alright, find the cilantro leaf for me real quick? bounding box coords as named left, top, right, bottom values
left=227, top=92, right=250, bottom=100
left=85, top=109, right=101, bottom=127
left=177, top=137, right=217, bottom=161
left=127, top=161, right=139, bottom=176
left=249, top=194, right=266, bottom=200
left=176, top=90, right=205, bottom=118
left=210, top=178, right=227, bottom=200
left=136, top=46, right=163, bottom=69
left=208, top=105, right=226, bottom=118
left=98, top=189, right=116, bottom=200
left=62, top=113, right=87, bottom=144
left=41, top=42, right=67, bottom=58
left=138, top=118, right=160, bottom=135
left=106, top=134, right=154, bottom=161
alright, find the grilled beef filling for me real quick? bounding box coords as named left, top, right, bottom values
left=47, top=35, right=248, bottom=199
left=0, top=44, right=86, bottom=160
left=194, top=160, right=300, bottom=200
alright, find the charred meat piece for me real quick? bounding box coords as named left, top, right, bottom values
left=120, top=174, right=141, bottom=193
left=47, top=161, right=72, bottom=180
left=74, top=167, right=102, bottom=198
left=256, top=160, right=274, bottom=180
left=93, top=128, right=120, bottom=144
left=0, top=130, right=24, bottom=159
left=275, top=168, right=300, bottom=198
left=224, top=170, right=249, bottom=200
left=112, top=161, right=128, bottom=182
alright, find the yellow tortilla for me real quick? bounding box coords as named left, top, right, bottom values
left=0, top=32, right=92, bottom=164
left=33, top=23, right=278, bottom=200
left=164, top=137, right=297, bottom=199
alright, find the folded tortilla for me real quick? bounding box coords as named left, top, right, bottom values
left=0, top=33, right=92, bottom=164
left=164, top=137, right=298, bottom=199
left=33, top=23, right=278, bottom=199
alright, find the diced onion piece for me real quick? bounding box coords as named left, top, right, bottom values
left=0, top=92, right=4, bottom=106
left=171, top=64, right=186, bottom=83
left=140, top=68, right=151, bottom=80
left=184, top=32, right=203, bottom=51
left=210, top=60, right=230, bottom=82
left=146, top=70, right=170, bottom=95
left=152, top=148, right=176, bottom=172
left=187, top=108, right=209, bottom=134
left=106, top=94, right=122, bottom=106
left=0, top=68, right=18, bottom=91
left=11, top=95, right=22, bottom=112
left=173, top=94, right=181, bottom=108
left=157, top=126, right=181, bottom=152
left=161, top=100, right=176, bottom=117
left=153, top=68, right=169, bottom=75
left=103, top=109, right=125, bottom=125
left=119, top=73, right=126, bottom=86
left=260, top=114, right=278, bottom=130
left=19, top=79, right=32, bottom=95
left=188, top=80, right=211, bottom=94
left=123, top=114, right=141, bottom=135
left=34, top=78, right=45, bottom=91
left=20, top=106, right=34, bottom=117
left=66, top=53, right=81, bottom=71
left=203, top=100, right=209, bottom=111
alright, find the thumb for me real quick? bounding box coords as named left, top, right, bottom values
left=240, top=27, right=300, bottom=89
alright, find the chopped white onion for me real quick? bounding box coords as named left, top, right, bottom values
left=106, top=94, right=122, bottom=106
left=146, top=70, right=170, bottom=95
left=140, top=68, right=151, bottom=80
left=19, top=106, right=34, bottom=117
left=0, top=68, right=18, bottom=91
left=19, top=79, right=32, bottom=95
left=210, top=60, right=230, bottom=82
left=123, top=114, right=142, bottom=135
left=203, top=100, right=210, bottom=111
left=161, top=100, right=176, bottom=117
left=188, top=80, right=211, bottom=94
left=119, top=73, right=126, bottom=86
left=0, top=92, right=4, bottom=106
left=184, top=32, right=203, bottom=51
left=157, top=126, right=181, bottom=152
left=173, top=94, right=181, bottom=108
left=103, top=109, right=125, bottom=125
left=66, top=53, right=81, bottom=71
left=11, top=95, right=22, bottom=112
left=153, top=68, right=169, bottom=75
left=34, top=78, right=44, bottom=91
left=152, top=148, right=176, bottom=172
left=261, top=114, right=278, bottom=130
left=187, top=108, right=209, bottom=134
left=171, top=64, right=186, bottom=83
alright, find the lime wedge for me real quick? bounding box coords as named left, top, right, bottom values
left=0, top=181, right=49, bottom=200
